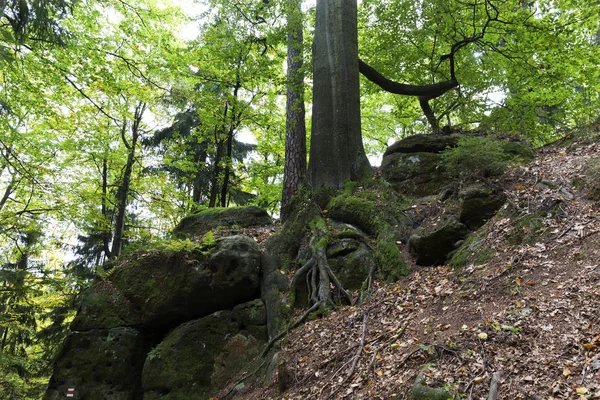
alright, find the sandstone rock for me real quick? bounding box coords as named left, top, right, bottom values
left=384, top=134, right=459, bottom=156
left=381, top=152, right=449, bottom=196
left=44, top=327, right=146, bottom=400
left=142, top=304, right=266, bottom=400
left=408, top=216, right=469, bottom=266
left=459, top=183, right=506, bottom=230
left=173, top=206, right=272, bottom=239
left=109, top=235, right=261, bottom=329
left=70, top=278, right=141, bottom=331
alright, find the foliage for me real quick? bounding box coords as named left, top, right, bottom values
left=439, top=136, right=512, bottom=179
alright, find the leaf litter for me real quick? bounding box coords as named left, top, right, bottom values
left=242, top=139, right=600, bottom=399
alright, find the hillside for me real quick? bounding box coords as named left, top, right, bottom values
left=238, top=135, right=600, bottom=399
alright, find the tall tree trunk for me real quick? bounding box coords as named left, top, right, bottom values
left=101, top=156, right=112, bottom=259
left=308, top=0, right=370, bottom=191
left=281, top=0, right=307, bottom=221
left=209, top=104, right=228, bottom=208
left=419, top=97, right=441, bottom=133
left=220, top=83, right=240, bottom=208
left=110, top=102, right=146, bottom=258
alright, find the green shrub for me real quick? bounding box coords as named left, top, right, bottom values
left=440, top=136, right=512, bottom=179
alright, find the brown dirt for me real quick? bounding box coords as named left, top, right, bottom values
left=241, top=140, right=600, bottom=400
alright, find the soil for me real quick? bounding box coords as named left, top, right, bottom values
left=239, top=139, right=600, bottom=400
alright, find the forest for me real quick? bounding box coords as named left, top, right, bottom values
left=1, top=0, right=599, bottom=397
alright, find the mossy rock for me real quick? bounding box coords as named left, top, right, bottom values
left=408, top=216, right=469, bottom=266
left=375, top=229, right=409, bottom=281
left=381, top=152, right=450, bottom=196
left=583, top=157, right=600, bottom=201
left=110, top=235, right=261, bottom=330
left=142, top=308, right=265, bottom=400
left=384, top=134, right=459, bottom=156
left=448, top=230, right=494, bottom=269
left=70, top=278, right=142, bottom=331
left=328, top=242, right=375, bottom=290
left=327, top=194, right=379, bottom=235
left=458, top=183, right=506, bottom=230
left=173, top=206, right=272, bottom=239
left=500, top=140, right=534, bottom=161
left=44, top=327, right=146, bottom=400
left=410, top=367, right=452, bottom=400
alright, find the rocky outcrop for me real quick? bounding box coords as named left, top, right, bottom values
left=109, top=235, right=261, bottom=329
left=142, top=301, right=267, bottom=399
left=458, top=183, right=506, bottom=230
left=381, top=134, right=459, bottom=197
left=173, top=206, right=272, bottom=239
left=384, top=134, right=459, bottom=156
left=44, top=327, right=147, bottom=400
left=408, top=216, right=469, bottom=266
left=46, top=230, right=268, bottom=400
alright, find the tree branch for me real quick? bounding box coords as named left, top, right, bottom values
left=358, top=59, right=458, bottom=100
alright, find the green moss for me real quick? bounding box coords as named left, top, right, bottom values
left=327, top=194, right=378, bottom=234
left=449, top=230, right=489, bottom=269
left=344, top=180, right=359, bottom=196
left=506, top=213, right=546, bottom=246
left=375, top=229, right=408, bottom=281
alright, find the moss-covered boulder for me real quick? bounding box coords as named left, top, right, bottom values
left=142, top=303, right=266, bottom=400
left=70, top=278, right=141, bottom=331
left=458, top=183, right=506, bottom=230
left=44, top=327, right=147, bottom=400
left=327, top=194, right=379, bottom=235
left=384, top=134, right=459, bottom=156
left=408, top=216, right=469, bottom=266
left=173, top=206, right=272, bottom=239
left=410, top=367, right=452, bottom=400
left=327, top=239, right=375, bottom=290
left=110, top=235, right=261, bottom=329
left=381, top=152, right=449, bottom=196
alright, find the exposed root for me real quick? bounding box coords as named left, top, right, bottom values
left=291, top=226, right=353, bottom=308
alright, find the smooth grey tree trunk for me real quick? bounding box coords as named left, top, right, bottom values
left=308, top=0, right=370, bottom=191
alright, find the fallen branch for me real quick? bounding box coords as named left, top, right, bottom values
left=487, top=371, right=503, bottom=400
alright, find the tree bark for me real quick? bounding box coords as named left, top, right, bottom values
left=307, top=0, right=370, bottom=191
left=281, top=0, right=307, bottom=221
left=110, top=102, right=146, bottom=258
left=358, top=59, right=458, bottom=99
left=419, top=97, right=441, bottom=133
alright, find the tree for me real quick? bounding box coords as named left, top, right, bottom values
left=307, top=0, right=370, bottom=191
left=281, top=0, right=307, bottom=221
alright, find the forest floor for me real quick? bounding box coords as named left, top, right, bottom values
left=242, top=136, right=600, bottom=400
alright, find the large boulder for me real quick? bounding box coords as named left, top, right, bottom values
left=70, top=278, right=141, bottom=331
left=458, top=183, right=506, bottom=230
left=44, top=327, right=147, bottom=400
left=109, top=235, right=261, bottom=329
left=173, top=206, right=272, bottom=239
left=327, top=239, right=375, bottom=290
left=142, top=302, right=267, bottom=400
left=383, top=134, right=459, bottom=156
left=408, top=216, right=469, bottom=266
left=382, top=152, right=449, bottom=196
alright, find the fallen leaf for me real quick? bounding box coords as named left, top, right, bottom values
left=563, top=368, right=571, bottom=376
left=477, top=332, right=488, bottom=340
left=575, top=387, right=588, bottom=395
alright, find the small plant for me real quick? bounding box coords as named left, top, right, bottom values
left=202, top=230, right=216, bottom=246
left=440, top=136, right=511, bottom=179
